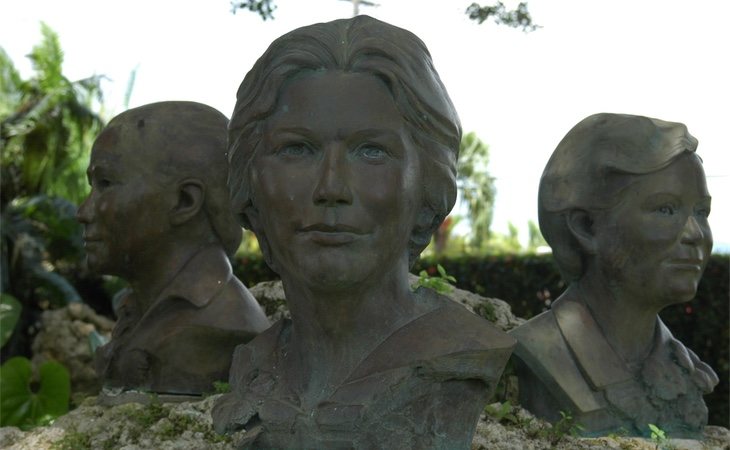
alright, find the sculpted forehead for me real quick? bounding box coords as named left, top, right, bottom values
left=97, top=111, right=168, bottom=154
left=89, top=124, right=163, bottom=179
left=267, top=71, right=405, bottom=135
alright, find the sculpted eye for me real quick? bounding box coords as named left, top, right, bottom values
left=355, top=144, right=387, bottom=162
left=695, top=207, right=711, bottom=218
left=657, top=204, right=676, bottom=216
left=278, top=143, right=313, bottom=157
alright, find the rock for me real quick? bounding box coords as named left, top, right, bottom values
left=2, top=398, right=726, bottom=450
left=31, top=304, right=115, bottom=395
left=248, top=280, right=289, bottom=322
left=472, top=407, right=730, bottom=450
left=249, top=276, right=526, bottom=332
left=424, top=275, right=526, bottom=331
left=0, top=396, right=242, bottom=450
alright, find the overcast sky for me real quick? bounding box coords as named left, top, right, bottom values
left=2, top=0, right=728, bottom=250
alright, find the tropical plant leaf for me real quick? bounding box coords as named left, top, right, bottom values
left=31, top=268, right=82, bottom=304
left=0, top=356, right=70, bottom=429
left=1, top=22, right=105, bottom=204
left=0, top=293, right=22, bottom=347
left=457, top=132, right=496, bottom=249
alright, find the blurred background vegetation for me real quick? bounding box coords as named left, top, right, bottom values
left=1, top=20, right=727, bottom=429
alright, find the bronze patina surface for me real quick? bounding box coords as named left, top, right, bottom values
left=212, top=16, right=515, bottom=449
left=510, top=113, right=718, bottom=437
left=77, top=101, right=270, bottom=396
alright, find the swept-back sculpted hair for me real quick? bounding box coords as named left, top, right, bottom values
left=107, top=101, right=242, bottom=256
left=538, top=112, right=699, bottom=282
left=228, top=15, right=461, bottom=264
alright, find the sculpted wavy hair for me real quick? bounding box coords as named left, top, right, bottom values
left=227, top=15, right=461, bottom=265
left=538, top=112, right=699, bottom=282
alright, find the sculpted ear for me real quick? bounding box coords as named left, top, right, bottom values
left=170, top=179, right=205, bottom=226
left=566, top=209, right=597, bottom=255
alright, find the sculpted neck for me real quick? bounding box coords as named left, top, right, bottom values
left=279, top=258, right=424, bottom=396
left=575, top=269, right=658, bottom=367
left=125, top=239, right=205, bottom=313
left=284, top=261, right=417, bottom=339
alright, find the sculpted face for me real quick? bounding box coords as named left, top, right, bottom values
left=591, top=153, right=712, bottom=307
left=249, top=71, right=422, bottom=290
left=77, top=125, right=174, bottom=276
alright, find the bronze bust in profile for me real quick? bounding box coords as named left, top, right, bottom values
left=212, top=16, right=515, bottom=449
left=77, top=101, right=270, bottom=396
left=510, top=113, right=718, bottom=437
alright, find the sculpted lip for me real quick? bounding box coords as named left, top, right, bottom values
left=667, top=258, right=704, bottom=271
left=298, top=223, right=363, bottom=246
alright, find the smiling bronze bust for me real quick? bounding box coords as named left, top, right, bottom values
left=510, top=113, right=718, bottom=438
left=77, top=101, right=270, bottom=396
left=211, top=16, right=515, bottom=449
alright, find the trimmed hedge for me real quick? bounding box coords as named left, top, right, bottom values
left=232, top=253, right=730, bottom=427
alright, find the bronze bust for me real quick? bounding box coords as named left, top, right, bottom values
left=77, top=101, right=270, bottom=396
left=212, top=16, right=515, bottom=449
left=510, top=113, right=718, bottom=437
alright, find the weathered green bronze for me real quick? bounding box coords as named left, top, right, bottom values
left=212, top=16, right=515, bottom=449
left=77, top=101, right=270, bottom=396
left=510, top=113, right=718, bottom=437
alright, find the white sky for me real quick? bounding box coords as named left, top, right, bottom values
left=2, top=0, right=728, bottom=250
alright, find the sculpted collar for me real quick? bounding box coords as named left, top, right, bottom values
left=153, top=244, right=234, bottom=309
left=552, top=293, right=672, bottom=390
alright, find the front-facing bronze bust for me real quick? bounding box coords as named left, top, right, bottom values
left=510, top=113, right=718, bottom=437
left=212, top=16, right=515, bottom=449
left=77, top=101, right=270, bottom=396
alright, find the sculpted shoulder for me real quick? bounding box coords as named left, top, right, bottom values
left=349, top=288, right=516, bottom=383
left=509, top=302, right=608, bottom=416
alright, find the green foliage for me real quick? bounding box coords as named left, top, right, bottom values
left=414, top=254, right=564, bottom=318
left=1, top=195, right=83, bottom=308
left=229, top=0, right=538, bottom=30
left=230, top=0, right=276, bottom=20
left=457, top=132, right=496, bottom=250
left=474, top=300, right=497, bottom=322
left=527, top=410, right=583, bottom=445
left=213, top=380, right=231, bottom=394
left=411, top=264, right=456, bottom=294
left=1, top=26, right=109, bottom=360
left=548, top=411, right=584, bottom=443
left=125, top=401, right=169, bottom=428
left=428, top=219, right=548, bottom=257
left=122, top=401, right=230, bottom=444
left=1, top=22, right=105, bottom=206
left=527, top=220, right=548, bottom=252
left=484, top=222, right=522, bottom=254
left=0, top=356, right=70, bottom=429
left=648, top=423, right=666, bottom=441
left=484, top=400, right=520, bottom=425
left=0, top=293, right=21, bottom=347
left=466, top=2, right=539, bottom=31
left=50, top=428, right=92, bottom=450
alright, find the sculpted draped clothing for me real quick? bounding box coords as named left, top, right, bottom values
left=510, top=290, right=717, bottom=437
left=213, top=288, right=516, bottom=449
left=95, top=245, right=270, bottom=395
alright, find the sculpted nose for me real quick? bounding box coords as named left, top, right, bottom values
left=76, top=195, right=94, bottom=224
left=312, top=147, right=353, bottom=206
left=680, top=215, right=705, bottom=245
